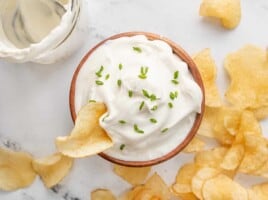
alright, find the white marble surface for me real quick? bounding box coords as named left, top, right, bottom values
left=0, top=0, right=268, bottom=199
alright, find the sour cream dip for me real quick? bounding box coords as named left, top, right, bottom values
left=74, top=35, right=203, bottom=161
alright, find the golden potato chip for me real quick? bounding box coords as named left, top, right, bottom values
left=191, top=167, right=220, bottom=199
left=174, top=193, right=198, bottom=200
left=202, top=174, right=248, bottom=200
left=213, top=107, right=242, bottom=145
left=239, top=135, right=268, bottom=174
left=225, top=45, right=268, bottom=119
left=199, top=0, right=241, bottom=29
left=183, top=137, right=205, bottom=153
left=0, top=148, right=36, bottom=191
left=220, top=144, right=244, bottom=170
left=32, top=153, right=73, bottom=188
left=171, top=163, right=199, bottom=195
left=254, top=161, right=268, bottom=178
left=56, top=102, right=113, bottom=158
left=252, top=106, right=268, bottom=120
left=91, top=189, right=116, bottom=200
left=113, top=164, right=151, bottom=186
left=250, top=183, right=268, bottom=200
left=193, top=49, right=222, bottom=107
left=194, top=147, right=227, bottom=169
left=119, top=173, right=171, bottom=200
left=197, top=106, right=219, bottom=138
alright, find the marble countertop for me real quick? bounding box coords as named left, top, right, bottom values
left=0, top=0, right=268, bottom=199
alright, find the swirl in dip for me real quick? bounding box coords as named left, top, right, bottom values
left=74, top=35, right=203, bottom=161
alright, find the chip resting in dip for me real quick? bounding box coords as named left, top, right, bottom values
left=69, top=32, right=204, bottom=166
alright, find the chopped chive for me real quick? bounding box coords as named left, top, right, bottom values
left=102, top=114, right=109, bottom=122
left=120, top=144, right=126, bottom=150
left=133, top=46, right=142, bottom=53
left=95, top=66, right=104, bottom=77
left=119, top=63, right=123, bottom=70
left=142, top=89, right=159, bottom=101
left=105, top=74, right=110, bottom=80
left=138, top=66, right=149, bottom=79
left=88, top=99, right=96, bottom=103
left=117, top=79, right=122, bottom=87
left=170, top=91, right=178, bottom=100
left=171, top=79, right=179, bottom=85
left=142, top=89, right=150, bottom=98
left=134, top=124, right=144, bottom=134
left=151, top=105, right=158, bottom=111
left=168, top=102, right=173, bottom=108
left=174, top=71, right=179, bottom=79
left=128, top=90, right=133, bottom=97
left=119, top=120, right=126, bottom=124
left=161, top=128, right=169, bottom=133
left=139, top=101, right=145, bottom=111
left=150, top=118, right=157, bottom=123
left=95, top=80, right=104, bottom=85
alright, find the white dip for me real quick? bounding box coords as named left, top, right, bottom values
left=75, top=35, right=202, bottom=161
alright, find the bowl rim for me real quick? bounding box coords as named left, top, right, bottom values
left=69, top=31, right=205, bottom=167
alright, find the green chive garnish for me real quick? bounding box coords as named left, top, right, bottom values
left=120, top=144, right=126, bottom=150
left=119, top=63, right=123, bottom=70
left=139, top=101, right=145, bottom=111
left=168, top=102, right=173, bottom=108
left=133, top=46, right=142, bottom=53
left=96, top=80, right=104, bottom=85
left=161, top=128, right=169, bottom=133
left=138, top=66, right=149, bottom=79
left=151, top=105, right=158, bottom=111
left=150, top=118, right=157, bottom=123
left=119, top=120, right=126, bottom=124
left=134, top=124, right=144, bottom=134
left=170, top=91, right=178, bottom=100
left=88, top=99, right=96, bottom=103
left=171, top=79, right=179, bottom=85
left=95, top=66, right=104, bottom=77
left=117, top=79, right=122, bottom=87
left=128, top=90, right=133, bottom=97
left=142, top=89, right=159, bottom=101
left=142, top=89, right=150, bottom=98
left=102, top=114, right=109, bottom=122
left=105, top=74, right=110, bottom=80
left=174, top=71, right=179, bottom=79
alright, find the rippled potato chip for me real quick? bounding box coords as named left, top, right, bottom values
left=213, top=107, right=242, bottom=145
left=56, top=102, right=113, bottom=158
left=197, top=106, right=219, bottom=138
left=239, top=135, right=268, bottom=174
left=199, top=0, right=241, bottom=29
left=114, top=165, right=151, bottom=186
left=119, top=173, right=171, bottom=200
left=91, top=189, right=116, bottom=200
left=183, top=137, right=205, bottom=153
left=193, top=49, right=222, bottom=107
left=249, top=183, right=268, bottom=200
left=32, top=153, right=73, bottom=188
left=171, top=163, right=199, bottom=196
left=202, top=174, right=248, bottom=200
left=0, top=148, right=36, bottom=191
left=191, top=167, right=220, bottom=199
left=220, top=144, right=244, bottom=170
left=225, top=45, right=268, bottom=119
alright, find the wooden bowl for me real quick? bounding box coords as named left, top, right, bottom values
left=69, top=32, right=205, bottom=167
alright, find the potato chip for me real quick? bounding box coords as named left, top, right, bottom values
left=199, top=0, right=241, bottom=29
left=225, top=45, right=268, bottom=119
left=113, top=165, right=151, bottom=186
left=0, top=148, right=36, bottom=191
left=119, top=173, right=171, bottom=200
left=183, top=137, right=205, bottom=153
left=32, top=153, right=73, bottom=188
left=213, top=107, right=242, bottom=145
left=171, top=163, right=199, bottom=195
left=250, top=183, right=268, bottom=200
left=191, top=167, right=220, bottom=199
left=252, top=106, right=268, bottom=120
left=220, top=144, right=244, bottom=170
left=193, top=49, right=222, bottom=107
left=197, top=106, right=219, bottom=138
left=239, top=135, right=268, bottom=174
left=254, top=161, right=268, bottom=178
left=91, top=189, right=116, bottom=200
left=56, top=102, right=113, bottom=158
left=202, top=174, right=248, bottom=200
